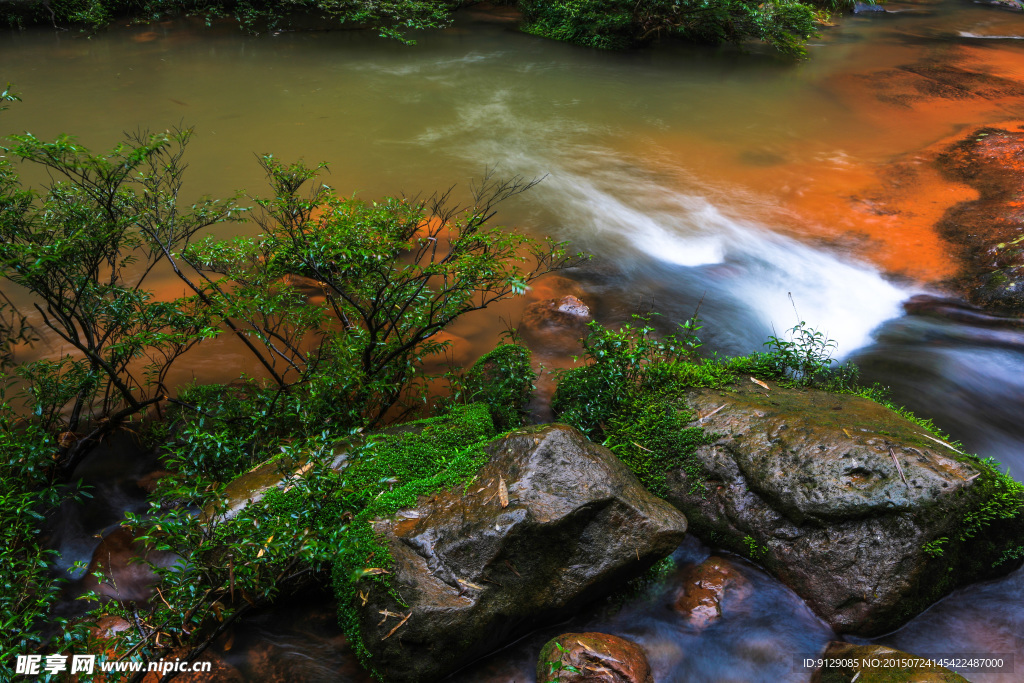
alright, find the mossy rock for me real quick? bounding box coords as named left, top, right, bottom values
left=342, top=424, right=687, bottom=682
left=664, top=379, right=1024, bottom=636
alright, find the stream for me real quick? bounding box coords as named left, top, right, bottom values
left=4, top=1, right=1024, bottom=680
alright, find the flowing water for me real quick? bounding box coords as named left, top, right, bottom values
left=4, top=1, right=1024, bottom=680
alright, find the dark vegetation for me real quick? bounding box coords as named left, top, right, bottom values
left=0, top=0, right=854, bottom=57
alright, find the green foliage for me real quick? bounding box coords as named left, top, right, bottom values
left=114, top=430, right=353, bottom=674
left=541, top=640, right=583, bottom=680
left=992, top=543, right=1024, bottom=569
left=453, top=337, right=536, bottom=430
left=764, top=319, right=836, bottom=381
left=959, top=463, right=1024, bottom=541
left=0, top=395, right=90, bottom=665
left=604, top=395, right=716, bottom=496
left=921, top=537, right=947, bottom=557
left=519, top=0, right=820, bottom=57
left=345, top=403, right=496, bottom=496
left=165, top=382, right=286, bottom=483
left=743, top=534, right=766, bottom=559
left=183, top=158, right=579, bottom=428
left=0, top=128, right=234, bottom=443
left=5, top=0, right=457, bottom=42
left=551, top=315, right=702, bottom=439
left=551, top=318, right=720, bottom=495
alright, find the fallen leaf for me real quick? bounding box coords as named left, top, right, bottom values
left=843, top=428, right=853, bottom=438
left=360, top=567, right=391, bottom=577
left=382, top=612, right=411, bottom=640
left=377, top=609, right=401, bottom=625
left=698, top=404, right=726, bottom=423
left=889, top=447, right=909, bottom=487
left=255, top=534, right=275, bottom=559
left=498, top=477, right=509, bottom=508
left=917, top=432, right=968, bottom=455
left=750, top=377, right=770, bottom=390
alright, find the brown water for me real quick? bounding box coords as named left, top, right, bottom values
left=6, top=2, right=1024, bottom=681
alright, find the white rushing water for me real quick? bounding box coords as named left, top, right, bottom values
left=416, top=88, right=911, bottom=358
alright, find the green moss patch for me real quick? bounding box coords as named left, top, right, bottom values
left=327, top=403, right=504, bottom=675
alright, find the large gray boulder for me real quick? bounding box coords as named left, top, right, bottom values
left=356, top=424, right=688, bottom=682
left=667, top=380, right=1024, bottom=636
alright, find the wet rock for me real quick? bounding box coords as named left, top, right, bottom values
left=852, top=1, right=886, bottom=12
left=356, top=424, right=687, bottom=682
left=537, top=632, right=654, bottom=683
left=811, top=642, right=969, bottom=682
left=838, top=57, right=1024, bottom=110
left=982, top=0, right=1024, bottom=11
left=672, top=556, right=751, bottom=628
left=90, top=615, right=131, bottom=639
left=418, top=331, right=473, bottom=370
left=135, top=469, right=172, bottom=494
left=667, top=381, right=1024, bottom=636
left=903, top=294, right=1024, bottom=328
left=935, top=122, right=1024, bottom=313
left=520, top=295, right=592, bottom=351
left=82, top=526, right=180, bottom=603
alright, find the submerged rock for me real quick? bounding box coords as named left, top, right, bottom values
left=354, top=424, right=687, bottom=682
left=852, top=1, right=886, bottom=12
left=672, top=555, right=751, bottom=629
left=811, top=642, right=969, bottom=682
left=666, top=380, right=1024, bottom=636
left=82, top=526, right=179, bottom=603
left=537, top=632, right=654, bottom=683
left=936, top=122, right=1024, bottom=313
left=521, top=295, right=592, bottom=351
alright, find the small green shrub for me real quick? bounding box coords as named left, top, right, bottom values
left=551, top=318, right=721, bottom=495
left=764, top=319, right=836, bottom=381
left=743, top=534, right=767, bottom=559
left=459, top=339, right=536, bottom=430
left=551, top=315, right=701, bottom=440
left=921, top=537, right=947, bottom=558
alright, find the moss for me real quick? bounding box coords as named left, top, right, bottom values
left=851, top=385, right=1024, bottom=550
left=604, top=395, right=718, bottom=497
left=462, top=342, right=535, bottom=430
left=326, top=403, right=502, bottom=677
left=344, top=403, right=496, bottom=497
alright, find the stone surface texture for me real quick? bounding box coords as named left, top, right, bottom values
left=357, top=424, right=687, bottom=682
left=667, top=380, right=1020, bottom=635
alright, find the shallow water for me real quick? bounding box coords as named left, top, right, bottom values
left=6, top=2, right=1024, bottom=680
